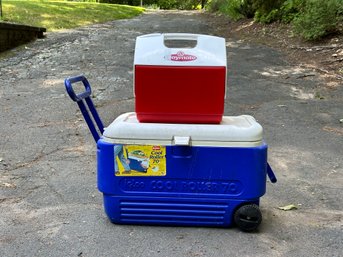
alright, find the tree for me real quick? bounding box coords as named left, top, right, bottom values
left=0, top=0, right=3, bottom=19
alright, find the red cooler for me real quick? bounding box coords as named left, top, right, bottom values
left=134, top=33, right=227, bottom=124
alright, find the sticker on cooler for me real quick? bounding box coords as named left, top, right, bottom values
left=114, top=144, right=166, bottom=176
left=166, top=51, right=197, bottom=62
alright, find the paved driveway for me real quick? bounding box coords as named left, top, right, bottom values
left=0, top=10, right=342, bottom=257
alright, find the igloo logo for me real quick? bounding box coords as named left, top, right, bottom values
left=169, top=51, right=197, bottom=62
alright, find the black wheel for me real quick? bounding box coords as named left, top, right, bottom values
left=234, top=204, right=262, bottom=232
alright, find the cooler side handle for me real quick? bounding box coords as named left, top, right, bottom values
left=64, top=75, right=104, bottom=143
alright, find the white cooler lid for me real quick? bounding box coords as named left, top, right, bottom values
left=102, top=113, right=263, bottom=147
left=134, top=33, right=226, bottom=67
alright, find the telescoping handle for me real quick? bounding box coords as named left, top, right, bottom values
left=267, top=163, right=277, bottom=183
left=64, top=75, right=104, bottom=143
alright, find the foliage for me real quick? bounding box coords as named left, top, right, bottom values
left=98, top=0, right=203, bottom=9
left=157, top=0, right=178, bottom=9
left=205, top=0, right=224, bottom=12
left=155, top=0, right=202, bottom=9
left=292, top=0, right=342, bottom=40
left=177, top=0, right=203, bottom=10
left=207, top=0, right=343, bottom=40
left=276, top=0, right=302, bottom=23
left=254, top=8, right=280, bottom=24
left=98, top=0, right=144, bottom=4
left=238, top=0, right=256, bottom=18
left=252, top=0, right=285, bottom=23
left=252, top=0, right=284, bottom=15
left=206, top=0, right=244, bottom=20
left=0, top=0, right=3, bottom=18
left=1, top=0, right=144, bottom=31
left=67, top=0, right=99, bottom=2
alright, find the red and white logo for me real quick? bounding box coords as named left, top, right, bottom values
left=152, top=146, right=161, bottom=150
left=169, top=51, right=197, bottom=62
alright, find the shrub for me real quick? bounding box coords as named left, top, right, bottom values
left=206, top=0, right=245, bottom=20
left=178, top=0, right=203, bottom=10
left=292, top=0, right=342, bottom=40
left=254, top=8, right=280, bottom=23
left=158, top=0, right=201, bottom=9
left=99, top=0, right=203, bottom=9
left=252, top=0, right=285, bottom=13
left=279, top=0, right=304, bottom=23
left=98, top=0, right=156, bottom=5
left=253, top=0, right=285, bottom=23
left=237, top=0, right=255, bottom=18
left=206, top=0, right=226, bottom=12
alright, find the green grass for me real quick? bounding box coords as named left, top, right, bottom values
left=1, top=0, right=144, bottom=31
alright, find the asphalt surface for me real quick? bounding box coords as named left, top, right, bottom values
left=0, top=10, right=342, bottom=257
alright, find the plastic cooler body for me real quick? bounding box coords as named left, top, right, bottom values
left=134, top=65, right=226, bottom=124
left=97, top=141, right=268, bottom=227
left=96, top=113, right=268, bottom=227
left=134, top=33, right=227, bottom=124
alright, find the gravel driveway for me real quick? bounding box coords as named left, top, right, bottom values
left=0, top=10, right=342, bottom=257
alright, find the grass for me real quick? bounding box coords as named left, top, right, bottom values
left=1, top=0, right=144, bottom=31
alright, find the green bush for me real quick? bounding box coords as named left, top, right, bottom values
left=178, top=0, right=202, bottom=10
left=157, top=0, right=177, bottom=9
left=237, top=0, right=255, bottom=18
left=67, top=0, right=99, bottom=2
left=158, top=0, right=202, bottom=9
left=254, top=8, right=280, bottom=23
left=99, top=0, right=142, bottom=4
left=206, top=0, right=244, bottom=20
left=208, top=0, right=342, bottom=40
left=207, top=0, right=278, bottom=21
left=252, top=0, right=285, bottom=14
left=205, top=0, right=225, bottom=12
left=279, top=0, right=304, bottom=23
left=292, top=0, right=342, bottom=40
left=99, top=0, right=203, bottom=9
left=253, top=0, right=285, bottom=23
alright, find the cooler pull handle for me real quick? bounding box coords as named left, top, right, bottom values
left=163, top=33, right=199, bottom=41
left=64, top=75, right=104, bottom=143
left=163, top=33, right=198, bottom=49
left=267, top=163, right=277, bottom=183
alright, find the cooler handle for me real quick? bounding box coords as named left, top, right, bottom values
left=163, top=33, right=199, bottom=41
left=172, top=136, right=192, bottom=158
left=64, top=75, right=104, bottom=143
left=267, top=163, right=277, bottom=183
left=163, top=33, right=199, bottom=49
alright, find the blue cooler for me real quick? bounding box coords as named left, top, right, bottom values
left=65, top=75, right=276, bottom=232
left=98, top=113, right=276, bottom=231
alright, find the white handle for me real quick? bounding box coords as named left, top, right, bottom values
left=163, top=33, right=199, bottom=41
left=173, top=136, right=191, bottom=146
left=163, top=33, right=199, bottom=49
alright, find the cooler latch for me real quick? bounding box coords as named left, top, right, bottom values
left=172, top=136, right=192, bottom=158
left=173, top=136, right=191, bottom=146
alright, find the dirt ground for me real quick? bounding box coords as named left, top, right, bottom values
left=0, top=10, right=342, bottom=257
